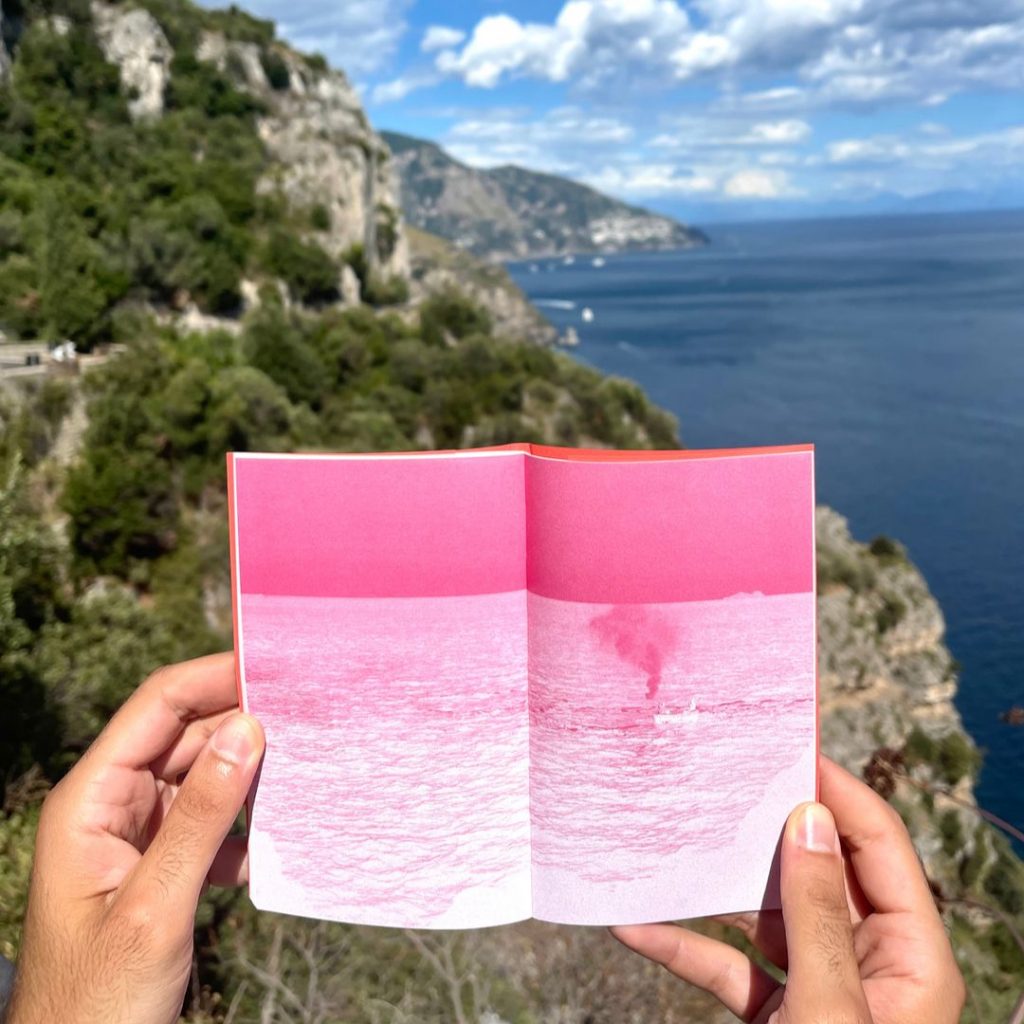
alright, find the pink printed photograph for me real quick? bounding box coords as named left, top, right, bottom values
left=229, top=444, right=817, bottom=929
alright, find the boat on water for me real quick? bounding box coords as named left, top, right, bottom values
left=581, top=307, right=595, bottom=323
left=592, top=257, right=606, bottom=267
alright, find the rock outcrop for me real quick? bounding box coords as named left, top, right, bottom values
left=87, top=3, right=409, bottom=302
left=197, top=33, right=408, bottom=284
left=818, top=506, right=962, bottom=770
left=91, top=3, right=172, bottom=121
left=816, top=508, right=1023, bottom=1009
left=0, top=6, right=10, bottom=83
left=406, top=227, right=558, bottom=346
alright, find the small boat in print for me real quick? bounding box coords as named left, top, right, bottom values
left=654, top=696, right=700, bottom=725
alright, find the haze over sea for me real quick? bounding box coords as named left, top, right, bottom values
left=509, top=209, right=1024, bottom=843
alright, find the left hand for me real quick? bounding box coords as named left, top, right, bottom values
left=7, top=652, right=264, bottom=1024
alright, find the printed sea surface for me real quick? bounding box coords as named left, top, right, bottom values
left=509, top=209, right=1024, bottom=844
left=240, top=589, right=815, bottom=927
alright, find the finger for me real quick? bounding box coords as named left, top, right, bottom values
left=714, top=911, right=788, bottom=971
left=780, top=802, right=870, bottom=1017
left=89, top=653, right=239, bottom=771
left=119, top=714, right=263, bottom=918
left=149, top=708, right=237, bottom=781
left=209, top=836, right=250, bottom=887
left=611, top=923, right=780, bottom=1022
left=820, top=757, right=939, bottom=919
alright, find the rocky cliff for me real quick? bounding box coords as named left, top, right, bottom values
left=0, top=5, right=10, bottom=81
left=405, top=227, right=558, bottom=347
left=383, top=130, right=708, bottom=261
left=816, top=507, right=1024, bottom=1016
left=88, top=0, right=407, bottom=300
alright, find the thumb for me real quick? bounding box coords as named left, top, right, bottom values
left=779, top=802, right=871, bottom=1022
left=122, top=713, right=264, bottom=919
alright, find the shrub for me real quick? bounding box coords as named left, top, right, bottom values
left=243, top=307, right=327, bottom=409
left=936, top=731, right=980, bottom=787
left=869, top=535, right=907, bottom=563
left=263, top=229, right=339, bottom=305
left=875, top=594, right=907, bottom=633
left=420, top=288, right=491, bottom=346
left=938, top=809, right=964, bottom=857
left=63, top=445, right=180, bottom=572
left=362, top=272, right=409, bottom=307
left=816, top=549, right=876, bottom=592
left=902, top=726, right=937, bottom=765
left=310, top=203, right=331, bottom=231
left=303, top=52, right=328, bottom=74
left=259, top=48, right=290, bottom=91
left=984, top=848, right=1024, bottom=915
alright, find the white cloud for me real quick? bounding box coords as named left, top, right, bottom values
left=435, top=1, right=692, bottom=89
left=759, top=150, right=803, bottom=165
left=649, top=116, right=811, bottom=148
left=370, top=72, right=440, bottom=105
left=745, top=118, right=812, bottom=143
left=439, top=106, right=638, bottom=178
left=585, top=164, right=719, bottom=196
left=421, top=25, right=466, bottom=53
left=435, top=0, right=1024, bottom=109
left=671, top=31, right=737, bottom=77
left=827, top=135, right=910, bottom=164
left=723, top=168, right=797, bottom=198
left=226, top=0, right=412, bottom=76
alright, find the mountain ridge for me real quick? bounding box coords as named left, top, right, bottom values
left=382, top=129, right=708, bottom=261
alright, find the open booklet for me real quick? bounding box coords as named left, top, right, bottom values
left=228, top=444, right=817, bottom=929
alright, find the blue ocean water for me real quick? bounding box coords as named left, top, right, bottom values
left=508, top=210, right=1024, bottom=843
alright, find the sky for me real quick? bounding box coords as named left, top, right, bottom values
left=210, top=0, right=1024, bottom=222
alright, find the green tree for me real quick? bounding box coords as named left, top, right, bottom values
left=263, top=229, right=339, bottom=305
left=243, top=306, right=328, bottom=409
left=35, top=188, right=110, bottom=342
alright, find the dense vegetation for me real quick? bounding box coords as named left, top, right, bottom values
left=0, top=0, right=393, bottom=348
left=0, top=2, right=685, bottom=1017
left=1, top=1, right=1022, bottom=1021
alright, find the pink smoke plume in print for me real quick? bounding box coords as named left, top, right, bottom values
left=589, top=605, right=679, bottom=699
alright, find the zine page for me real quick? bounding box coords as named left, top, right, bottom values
left=230, top=450, right=532, bottom=929
left=524, top=448, right=817, bottom=924
left=230, top=445, right=817, bottom=929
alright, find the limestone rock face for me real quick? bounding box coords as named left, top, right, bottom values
left=0, top=7, right=9, bottom=82
left=91, top=2, right=172, bottom=121
left=816, top=506, right=963, bottom=770
left=406, top=227, right=557, bottom=346
left=197, top=32, right=409, bottom=283
left=814, top=506, right=993, bottom=897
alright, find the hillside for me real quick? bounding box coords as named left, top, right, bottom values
left=0, top=1, right=1022, bottom=1021
left=382, top=129, right=709, bottom=260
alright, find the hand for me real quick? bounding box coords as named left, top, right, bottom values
left=7, top=653, right=265, bottom=1024
left=612, top=756, right=966, bottom=1023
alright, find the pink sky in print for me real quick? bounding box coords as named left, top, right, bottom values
left=231, top=446, right=817, bottom=928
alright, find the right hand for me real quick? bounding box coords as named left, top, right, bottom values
left=612, top=756, right=966, bottom=1023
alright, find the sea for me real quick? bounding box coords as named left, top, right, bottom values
left=508, top=209, right=1024, bottom=845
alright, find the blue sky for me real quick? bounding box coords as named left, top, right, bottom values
left=212, top=0, right=1024, bottom=221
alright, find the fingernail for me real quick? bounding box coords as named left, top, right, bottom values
left=212, top=714, right=256, bottom=765
left=798, top=803, right=839, bottom=854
